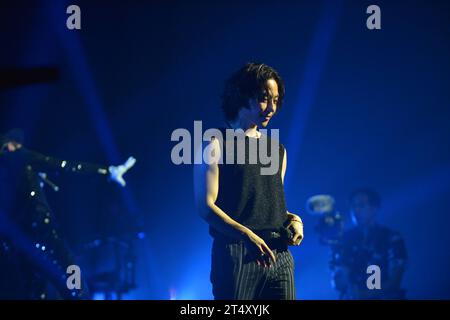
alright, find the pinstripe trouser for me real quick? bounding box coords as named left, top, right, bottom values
left=210, top=238, right=296, bottom=300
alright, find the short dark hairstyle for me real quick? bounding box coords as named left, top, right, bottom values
left=221, top=62, right=285, bottom=121
left=349, top=188, right=381, bottom=208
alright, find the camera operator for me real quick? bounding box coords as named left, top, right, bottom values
left=329, top=188, right=408, bottom=299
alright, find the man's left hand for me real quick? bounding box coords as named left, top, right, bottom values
left=287, top=214, right=304, bottom=246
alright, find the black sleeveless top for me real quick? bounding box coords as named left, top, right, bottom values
left=209, top=128, right=288, bottom=239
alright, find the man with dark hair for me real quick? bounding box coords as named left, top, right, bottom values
left=194, top=62, right=303, bottom=300
left=221, top=62, right=285, bottom=123
left=0, top=129, right=135, bottom=299
left=330, top=188, right=408, bottom=299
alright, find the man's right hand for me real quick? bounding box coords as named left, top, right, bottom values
left=244, top=230, right=276, bottom=268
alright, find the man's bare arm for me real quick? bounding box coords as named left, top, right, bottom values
left=281, top=147, right=304, bottom=245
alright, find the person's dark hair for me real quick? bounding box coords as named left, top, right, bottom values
left=349, top=188, right=381, bottom=208
left=221, top=62, right=285, bottom=121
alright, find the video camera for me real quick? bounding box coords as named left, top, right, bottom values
left=305, top=194, right=345, bottom=246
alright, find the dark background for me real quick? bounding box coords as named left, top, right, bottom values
left=1, top=0, right=449, bottom=299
